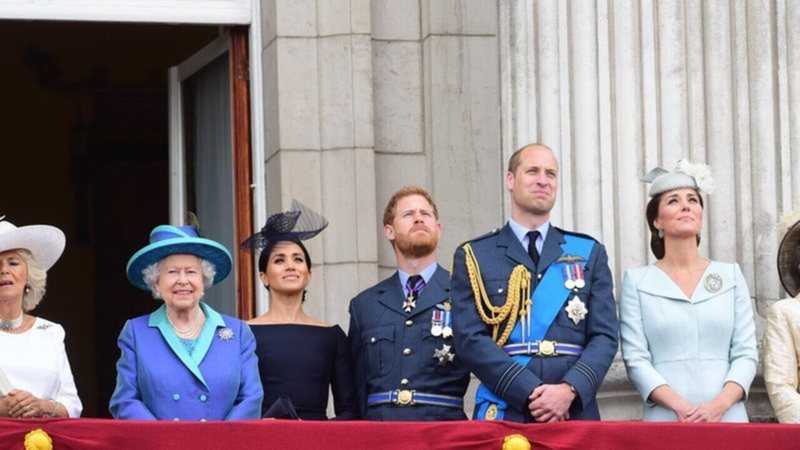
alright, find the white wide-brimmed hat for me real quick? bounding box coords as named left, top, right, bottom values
left=0, top=216, right=66, bottom=270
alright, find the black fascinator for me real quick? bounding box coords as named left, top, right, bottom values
left=241, top=200, right=328, bottom=251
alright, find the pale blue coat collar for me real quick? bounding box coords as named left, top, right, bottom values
left=635, top=261, right=737, bottom=303
left=148, top=302, right=226, bottom=388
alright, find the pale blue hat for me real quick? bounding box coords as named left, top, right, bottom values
left=642, top=159, right=715, bottom=198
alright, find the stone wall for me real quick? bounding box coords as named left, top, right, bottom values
left=258, top=0, right=800, bottom=420
left=499, top=0, right=800, bottom=420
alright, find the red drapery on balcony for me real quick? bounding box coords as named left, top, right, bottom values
left=1, top=418, right=798, bottom=449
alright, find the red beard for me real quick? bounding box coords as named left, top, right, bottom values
left=394, top=227, right=438, bottom=258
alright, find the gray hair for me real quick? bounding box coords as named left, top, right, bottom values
left=141, top=256, right=217, bottom=299
left=18, top=249, right=47, bottom=311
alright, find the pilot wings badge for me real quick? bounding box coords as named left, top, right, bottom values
left=557, top=254, right=587, bottom=264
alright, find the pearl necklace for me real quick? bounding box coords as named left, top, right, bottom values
left=0, top=311, right=24, bottom=332
left=167, top=309, right=204, bottom=339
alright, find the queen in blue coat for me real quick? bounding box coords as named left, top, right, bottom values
left=109, top=224, right=263, bottom=421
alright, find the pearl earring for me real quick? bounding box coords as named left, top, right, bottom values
left=657, top=228, right=664, bottom=239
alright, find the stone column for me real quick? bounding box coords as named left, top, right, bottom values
left=372, top=0, right=501, bottom=278
left=259, top=0, right=378, bottom=327
left=499, top=0, right=800, bottom=421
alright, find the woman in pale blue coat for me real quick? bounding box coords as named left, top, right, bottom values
left=620, top=160, right=757, bottom=422
left=109, top=224, right=263, bottom=421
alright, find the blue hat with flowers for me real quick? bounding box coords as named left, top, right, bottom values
left=126, top=224, right=232, bottom=291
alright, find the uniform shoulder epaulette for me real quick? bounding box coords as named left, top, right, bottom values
left=555, top=226, right=599, bottom=243
left=459, top=227, right=502, bottom=248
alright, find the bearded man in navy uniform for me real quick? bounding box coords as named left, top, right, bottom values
left=349, top=186, right=469, bottom=420
left=451, top=143, right=618, bottom=422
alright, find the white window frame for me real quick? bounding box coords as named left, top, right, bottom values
left=0, top=0, right=250, bottom=24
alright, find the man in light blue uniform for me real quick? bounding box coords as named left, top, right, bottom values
left=451, top=144, right=618, bottom=422
left=349, top=186, right=470, bottom=420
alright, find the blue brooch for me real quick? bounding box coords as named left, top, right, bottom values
left=218, top=328, right=235, bottom=341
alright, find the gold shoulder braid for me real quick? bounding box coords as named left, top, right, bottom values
left=463, top=244, right=531, bottom=346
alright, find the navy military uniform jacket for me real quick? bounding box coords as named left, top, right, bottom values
left=348, top=265, right=470, bottom=421
left=451, top=224, right=619, bottom=422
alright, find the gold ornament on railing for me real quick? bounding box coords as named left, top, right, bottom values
left=502, top=433, right=531, bottom=450
left=24, top=429, right=52, bottom=450
left=463, top=244, right=531, bottom=346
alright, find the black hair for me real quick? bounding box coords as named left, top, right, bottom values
left=258, top=239, right=312, bottom=302
left=258, top=239, right=312, bottom=273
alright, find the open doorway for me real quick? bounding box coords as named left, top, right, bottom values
left=0, top=20, right=222, bottom=417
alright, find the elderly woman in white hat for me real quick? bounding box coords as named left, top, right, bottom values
left=109, top=224, right=262, bottom=421
left=763, top=205, right=800, bottom=423
left=0, top=217, right=82, bottom=418
left=620, top=160, right=757, bottom=422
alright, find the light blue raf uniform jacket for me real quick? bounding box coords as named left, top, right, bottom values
left=109, top=302, right=263, bottom=421
left=620, top=261, right=757, bottom=422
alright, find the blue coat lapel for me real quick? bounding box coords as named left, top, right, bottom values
left=377, top=272, right=407, bottom=316
left=539, top=227, right=567, bottom=271
left=148, top=302, right=225, bottom=389
left=408, top=265, right=450, bottom=319
left=497, top=224, right=535, bottom=271
left=193, top=303, right=226, bottom=365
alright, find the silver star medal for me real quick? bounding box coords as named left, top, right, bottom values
left=433, top=344, right=455, bottom=367
left=403, top=294, right=416, bottom=313
left=218, top=327, right=235, bottom=341
left=565, top=297, right=588, bottom=325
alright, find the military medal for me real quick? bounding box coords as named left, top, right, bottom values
left=441, top=304, right=453, bottom=338
left=573, top=264, right=586, bottom=289
left=403, top=294, right=416, bottom=312
left=433, top=344, right=455, bottom=366
left=562, top=265, right=576, bottom=290
left=565, top=297, right=588, bottom=325
left=563, top=264, right=586, bottom=290
left=430, top=310, right=443, bottom=336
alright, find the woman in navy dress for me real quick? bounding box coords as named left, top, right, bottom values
left=242, top=201, right=358, bottom=420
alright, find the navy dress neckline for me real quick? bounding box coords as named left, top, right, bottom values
left=250, top=323, right=358, bottom=420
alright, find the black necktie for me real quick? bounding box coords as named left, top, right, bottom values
left=527, top=230, right=540, bottom=268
